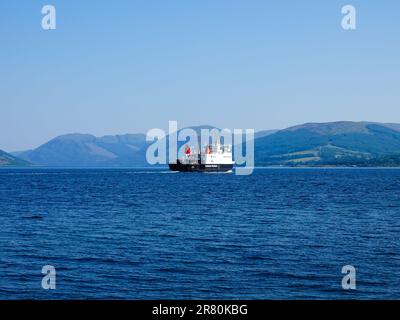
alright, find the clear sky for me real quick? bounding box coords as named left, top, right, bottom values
left=1, top=0, right=399, bottom=151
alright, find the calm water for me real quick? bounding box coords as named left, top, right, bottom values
left=0, top=168, right=399, bottom=299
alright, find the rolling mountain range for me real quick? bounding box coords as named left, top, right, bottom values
left=3, top=121, right=400, bottom=167
left=13, top=133, right=149, bottom=167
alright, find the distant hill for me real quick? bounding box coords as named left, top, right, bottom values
left=14, top=126, right=227, bottom=167
left=14, top=126, right=231, bottom=167
left=14, top=133, right=149, bottom=167
left=0, top=150, right=31, bottom=166
left=255, top=121, right=400, bottom=166
left=9, top=121, right=400, bottom=167
left=254, top=129, right=278, bottom=139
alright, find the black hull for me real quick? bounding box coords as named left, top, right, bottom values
left=169, top=161, right=233, bottom=172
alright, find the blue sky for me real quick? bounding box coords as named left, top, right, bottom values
left=1, top=0, right=399, bottom=151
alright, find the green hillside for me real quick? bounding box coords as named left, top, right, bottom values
left=255, top=122, right=400, bottom=166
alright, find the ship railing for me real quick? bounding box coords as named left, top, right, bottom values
left=209, top=145, right=232, bottom=153
left=179, top=158, right=200, bottom=165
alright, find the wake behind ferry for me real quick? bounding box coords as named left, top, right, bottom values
left=169, top=140, right=234, bottom=172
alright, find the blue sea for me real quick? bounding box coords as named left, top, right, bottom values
left=0, top=168, right=399, bottom=299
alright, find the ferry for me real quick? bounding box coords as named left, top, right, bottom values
left=169, top=140, right=234, bottom=173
